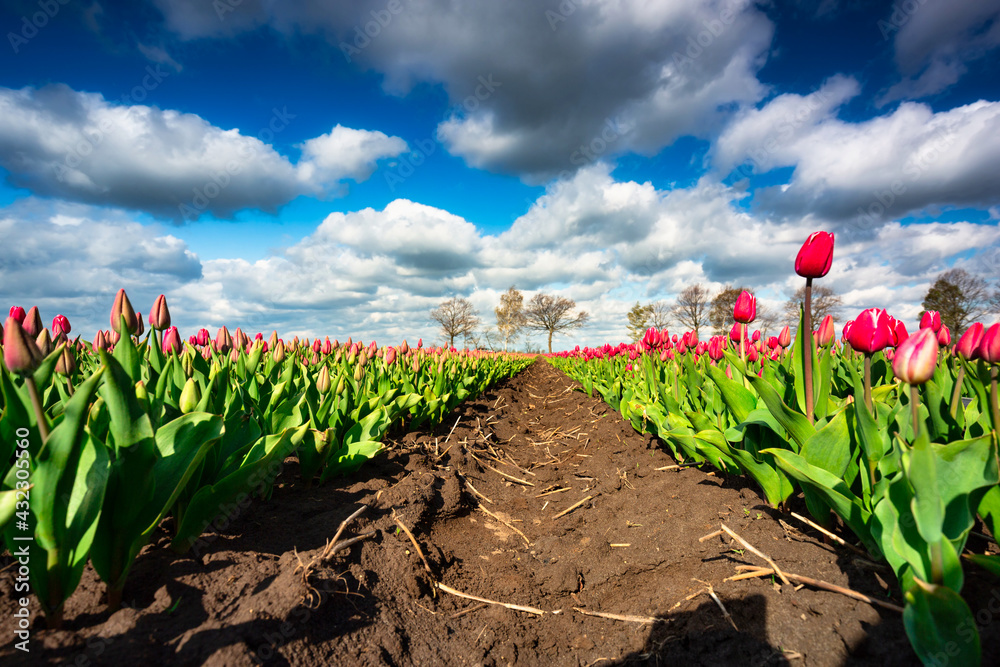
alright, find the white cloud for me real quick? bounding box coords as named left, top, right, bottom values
left=0, top=85, right=406, bottom=221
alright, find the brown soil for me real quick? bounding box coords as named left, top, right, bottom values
left=3, top=359, right=1000, bottom=666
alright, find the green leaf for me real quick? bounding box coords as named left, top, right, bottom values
left=903, top=580, right=980, bottom=667
left=906, top=429, right=944, bottom=545
left=801, top=410, right=852, bottom=479
left=748, top=374, right=814, bottom=451
left=706, top=363, right=755, bottom=424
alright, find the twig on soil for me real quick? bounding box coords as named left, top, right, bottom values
left=572, top=607, right=666, bottom=624
left=444, top=416, right=462, bottom=444
left=728, top=566, right=904, bottom=613
left=483, top=463, right=535, bottom=486
left=294, top=505, right=374, bottom=608
left=459, top=472, right=493, bottom=504
left=451, top=602, right=488, bottom=619
left=392, top=512, right=436, bottom=580
left=690, top=580, right=739, bottom=631
left=720, top=523, right=791, bottom=586
left=553, top=494, right=597, bottom=519
left=789, top=511, right=867, bottom=556
left=535, top=486, right=570, bottom=498
left=478, top=506, right=532, bottom=546
left=698, top=529, right=723, bottom=543
left=436, top=582, right=546, bottom=615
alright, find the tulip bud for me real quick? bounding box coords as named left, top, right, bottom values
left=35, top=328, right=53, bottom=357
left=179, top=378, right=201, bottom=413
left=708, top=337, right=725, bottom=361
left=936, top=325, right=951, bottom=347
left=134, top=380, right=149, bottom=406
left=3, top=317, right=43, bottom=374
left=919, top=310, right=942, bottom=333
left=892, top=327, right=938, bottom=385
left=386, top=347, right=397, bottom=365
left=412, top=357, right=421, bottom=373
left=725, top=365, right=733, bottom=380
left=200, top=345, right=212, bottom=361
left=110, top=288, right=138, bottom=335
left=312, top=338, right=322, bottom=354
left=417, top=338, right=422, bottom=349
left=9, top=306, right=26, bottom=324
left=52, top=314, right=71, bottom=338
left=733, top=291, right=756, bottom=324
left=777, top=325, right=791, bottom=349
left=846, top=308, right=893, bottom=355
left=134, top=313, right=144, bottom=337
left=956, top=322, right=984, bottom=360
left=268, top=331, right=279, bottom=350
left=816, top=315, right=835, bottom=347
left=22, top=306, right=43, bottom=337
left=353, top=364, right=364, bottom=382
left=196, top=328, right=211, bottom=347
left=149, top=295, right=171, bottom=330
left=162, top=326, right=182, bottom=355
left=978, top=323, right=1000, bottom=364
left=272, top=340, right=286, bottom=362
left=93, top=330, right=109, bottom=353
left=231, top=347, right=241, bottom=363
left=794, top=231, right=835, bottom=279
left=729, top=322, right=745, bottom=343
left=215, top=326, right=232, bottom=354
left=336, top=375, right=346, bottom=395
left=751, top=329, right=761, bottom=343
left=234, top=328, right=248, bottom=350
left=316, top=365, right=331, bottom=393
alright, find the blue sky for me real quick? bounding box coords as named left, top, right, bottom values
left=1, top=0, right=999, bottom=349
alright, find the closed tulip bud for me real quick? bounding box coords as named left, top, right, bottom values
left=978, top=323, right=1000, bottom=364
left=3, top=317, right=43, bottom=374
left=400, top=339, right=409, bottom=355
left=312, top=338, right=321, bottom=353
left=417, top=338, right=422, bottom=349
left=52, top=314, right=71, bottom=338
left=725, top=365, right=733, bottom=380
left=149, top=294, right=171, bottom=330
left=336, top=375, right=346, bottom=395
left=322, top=337, right=333, bottom=355
left=888, top=317, right=908, bottom=346
left=956, top=322, right=984, bottom=360
left=708, top=337, right=725, bottom=361
left=316, top=365, right=331, bottom=393
left=197, top=328, right=211, bottom=346
left=231, top=347, right=241, bottom=363
left=179, top=378, right=201, bottom=414
left=919, top=310, right=942, bottom=333
left=134, top=380, right=149, bottom=405
left=353, top=364, right=364, bottom=382
left=200, top=345, right=212, bottom=361
left=936, top=325, right=951, bottom=346
left=778, top=325, right=791, bottom=348
left=310, top=351, right=319, bottom=365
left=268, top=331, right=279, bottom=350
left=272, top=340, right=286, bottom=362
left=162, top=326, right=182, bottom=355
left=816, top=314, right=835, bottom=347
left=747, top=345, right=759, bottom=362
left=110, top=289, right=138, bottom=335
left=35, top=329, right=53, bottom=357
left=729, top=321, right=745, bottom=343
left=22, top=306, right=43, bottom=337
left=733, top=291, right=756, bottom=324
left=93, top=330, right=109, bottom=352
left=234, top=328, right=248, bottom=350
left=794, top=231, right=835, bottom=279
left=9, top=306, right=25, bottom=324
left=751, top=329, right=761, bottom=343
left=893, top=327, right=938, bottom=385
left=659, top=349, right=669, bottom=362
left=846, top=308, right=893, bottom=355
left=386, top=347, right=397, bottom=365
left=215, top=326, right=232, bottom=353
left=412, top=357, right=420, bottom=373
left=182, top=352, right=195, bottom=377
left=135, top=313, right=145, bottom=337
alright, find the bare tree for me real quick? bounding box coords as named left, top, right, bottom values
left=670, top=284, right=711, bottom=338
left=783, top=285, right=843, bottom=328
left=626, top=302, right=653, bottom=342
left=524, top=293, right=589, bottom=353
left=649, top=300, right=672, bottom=330
left=430, top=297, right=480, bottom=348
left=709, top=285, right=750, bottom=335
left=922, top=269, right=993, bottom=334
left=495, top=286, right=527, bottom=352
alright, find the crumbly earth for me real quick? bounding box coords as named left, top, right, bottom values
left=3, top=360, right=999, bottom=666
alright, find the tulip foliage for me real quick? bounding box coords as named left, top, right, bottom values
left=0, top=295, right=532, bottom=626
left=550, top=235, right=1000, bottom=666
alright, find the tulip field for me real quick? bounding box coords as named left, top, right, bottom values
left=548, top=233, right=1000, bottom=666
left=1, top=232, right=999, bottom=666
left=0, top=291, right=532, bottom=630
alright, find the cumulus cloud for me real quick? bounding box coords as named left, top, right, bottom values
left=878, top=0, right=1000, bottom=104
left=0, top=85, right=407, bottom=221
left=151, top=0, right=773, bottom=181
left=710, top=78, right=1000, bottom=223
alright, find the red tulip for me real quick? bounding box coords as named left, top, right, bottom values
left=794, top=231, right=835, bottom=279
left=777, top=325, right=791, bottom=348
left=978, top=323, right=1000, bottom=364
left=956, top=323, right=984, bottom=360
left=162, top=326, right=182, bottom=355
left=733, top=291, right=756, bottom=324
left=846, top=308, right=893, bottom=354
left=196, top=328, right=211, bottom=346
left=816, top=314, right=835, bottom=347
left=55, top=346, right=76, bottom=376
left=708, top=336, right=725, bottom=361
left=215, top=326, right=232, bottom=353
left=729, top=322, right=745, bottom=342
left=889, top=317, right=908, bottom=346
left=51, top=314, right=71, bottom=338
left=110, top=289, right=138, bottom=335
left=93, top=330, right=109, bottom=352
left=3, top=317, right=43, bottom=374
left=892, top=327, right=939, bottom=385
left=322, top=337, right=333, bottom=355
left=149, top=294, right=171, bottom=330
left=919, top=311, right=941, bottom=333
left=135, top=312, right=145, bottom=337
left=9, top=306, right=25, bottom=324
left=22, top=306, right=43, bottom=337
left=386, top=347, right=397, bottom=365
left=936, top=325, right=951, bottom=347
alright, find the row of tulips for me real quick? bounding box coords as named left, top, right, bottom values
left=0, top=290, right=533, bottom=627
left=549, top=231, right=1000, bottom=666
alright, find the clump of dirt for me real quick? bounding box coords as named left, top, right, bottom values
left=3, top=360, right=999, bottom=665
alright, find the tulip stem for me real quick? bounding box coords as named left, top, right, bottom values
left=910, top=385, right=921, bottom=439
left=803, top=278, right=815, bottom=423
left=990, top=367, right=999, bottom=454
left=863, top=354, right=873, bottom=414
left=26, top=376, right=50, bottom=442
left=948, top=364, right=965, bottom=420
left=46, top=547, right=63, bottom=630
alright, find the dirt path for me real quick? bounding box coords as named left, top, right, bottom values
left=3, top=360, right=999, bottom=665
